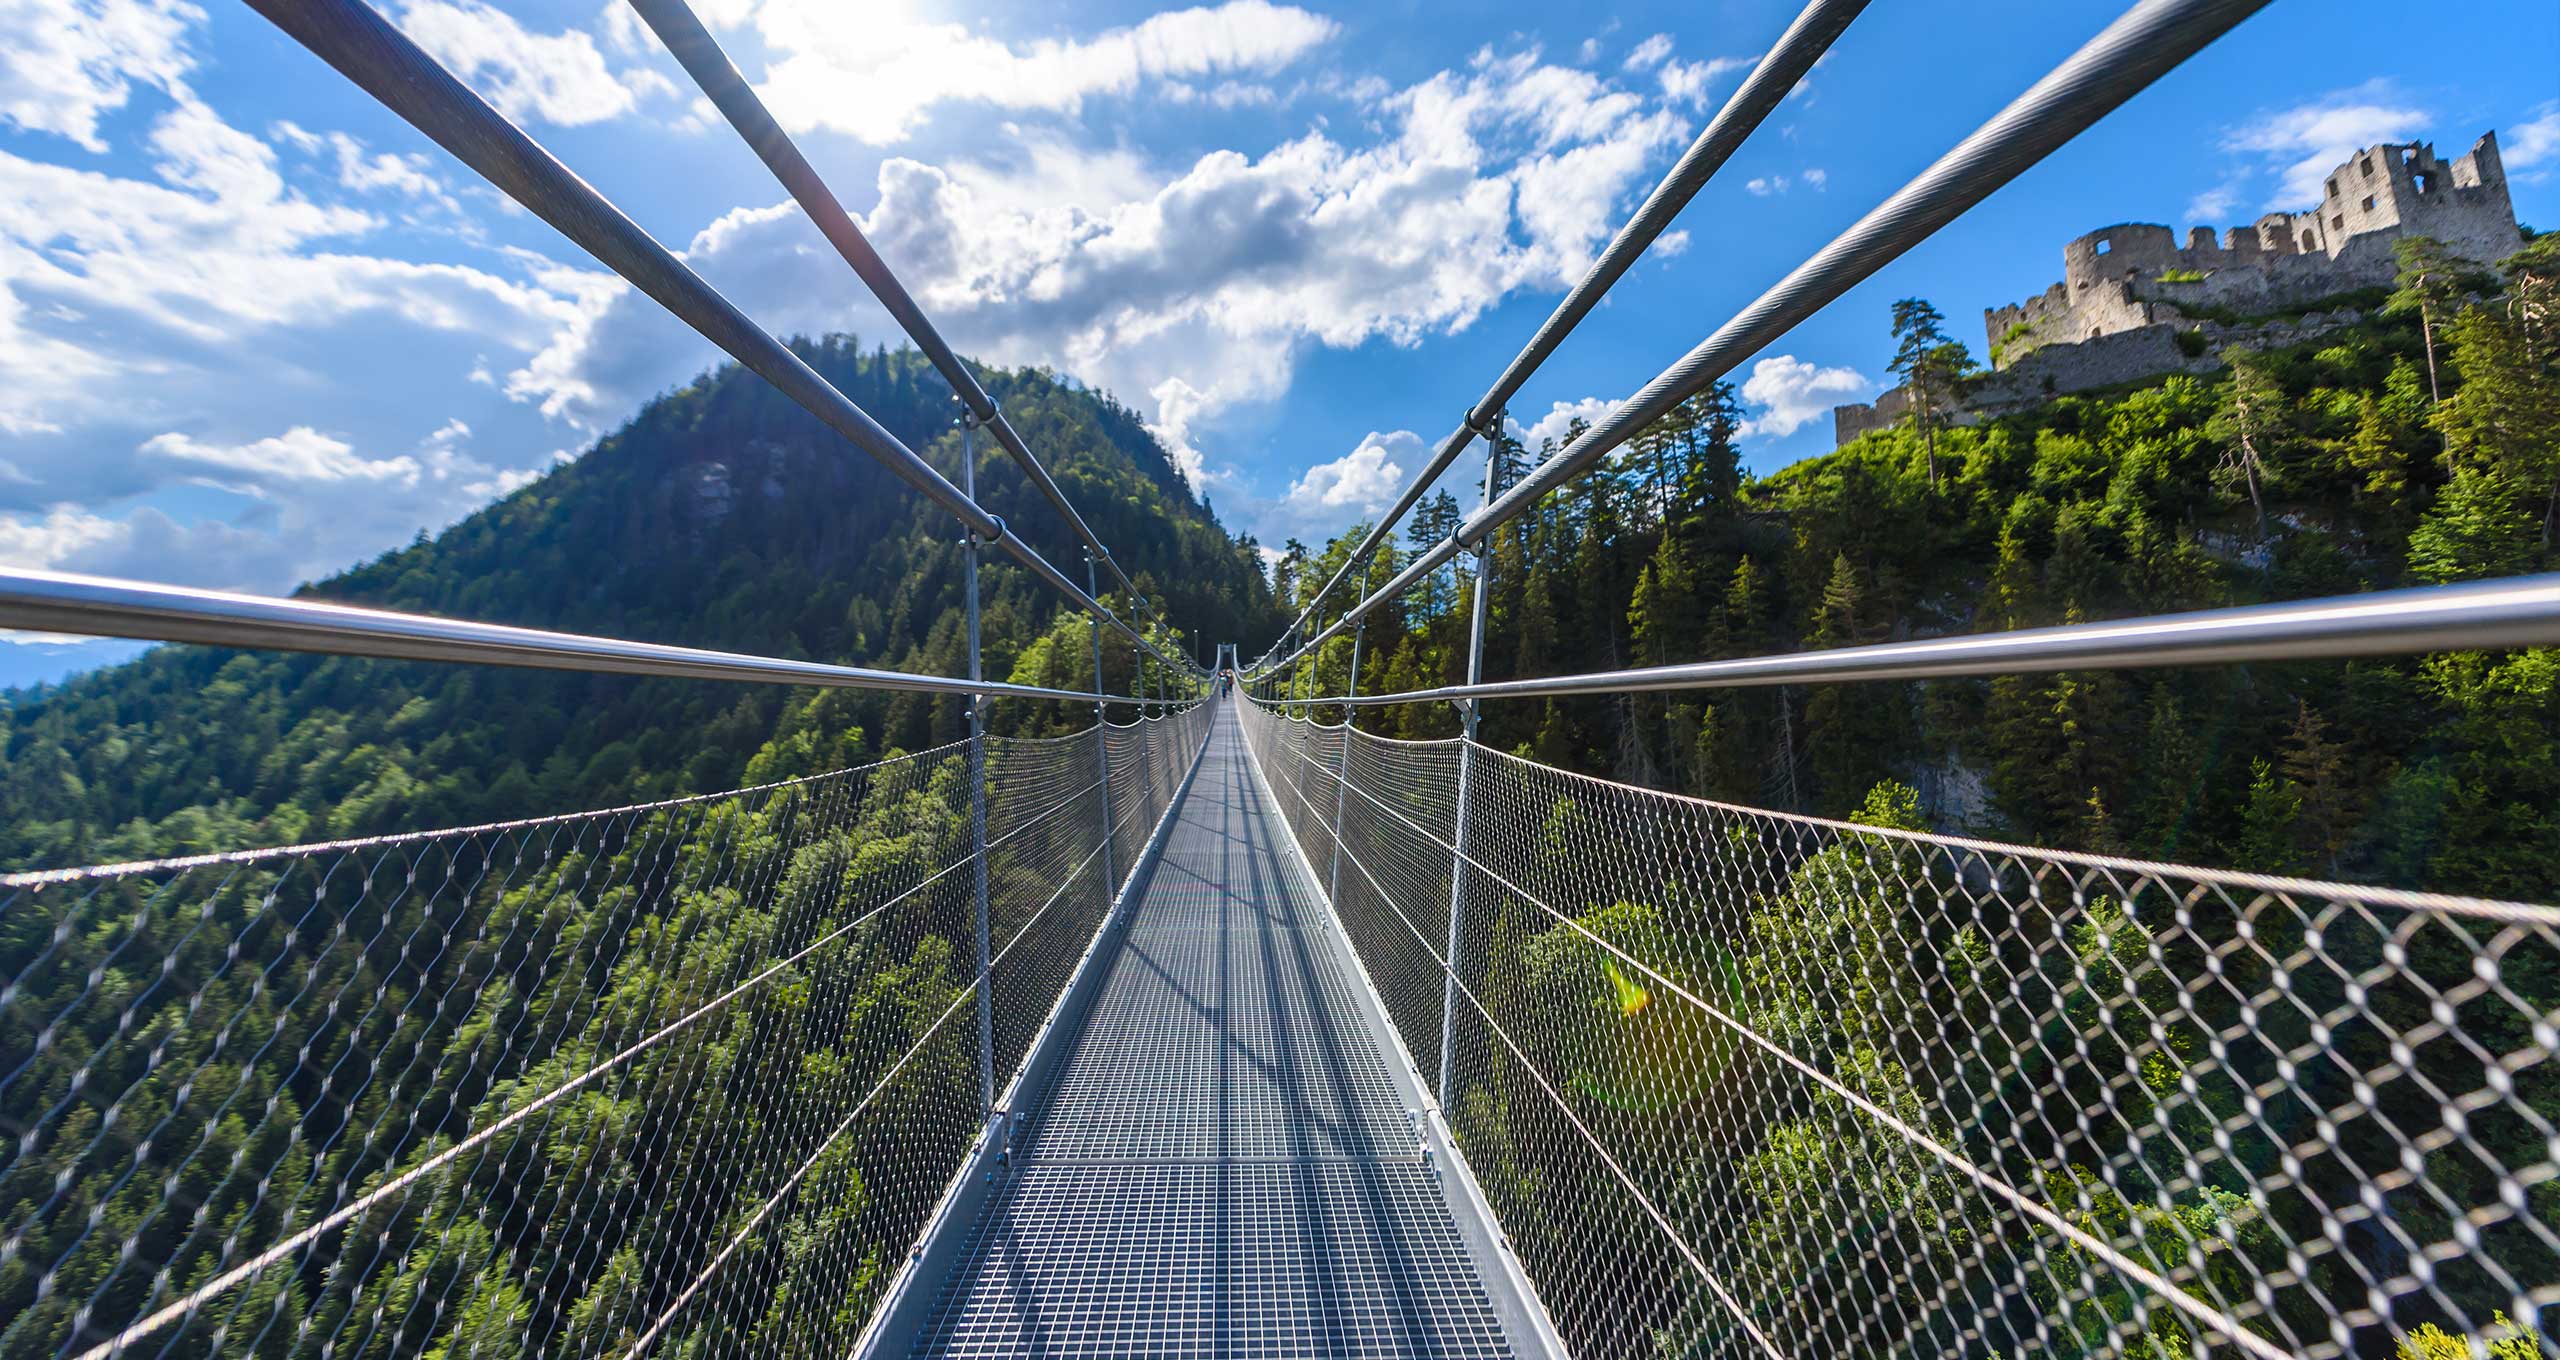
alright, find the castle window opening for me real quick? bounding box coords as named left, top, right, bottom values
left=2414, top=170, right=2436, bottom=195
left=2331, top=214, right=2344, bottom=233
left=2360, top=155, right=2374, bottom=177
left=2095, top=238, right=2111, bottom=255
left=2362, top=195, right=2376, bottom=212
left=2300, top=230, right=2316, bottom=250
left=2326, top=177, right=2339, bottom=199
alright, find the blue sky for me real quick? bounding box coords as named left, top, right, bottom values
left=1, top=0, right=2555, bottom=685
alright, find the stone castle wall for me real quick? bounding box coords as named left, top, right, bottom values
left=1982, top=132, right=2517, bottom=371
left=1834, top=308, right=2370, bottom=447
left=1836, top=130, right=2521, bottom=449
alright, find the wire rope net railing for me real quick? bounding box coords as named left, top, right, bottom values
left=1237, top=696, right=2556, bottom=1360
left=0, top=706, right=1211, bottom=1360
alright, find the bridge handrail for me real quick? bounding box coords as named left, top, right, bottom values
left=242, top=0, right=1194, bottom=679
left=1265, top=573, right=2560, bottom=707
left=1251, top=0, right=2273, bottom=680
left=1256, top=0, right=1870, bottom=664
left=1235, top=692, right=2558, bottom=1359
left=0, top=565, right=1179, bottom=704
left=622, top=0, right=1153, bottom=616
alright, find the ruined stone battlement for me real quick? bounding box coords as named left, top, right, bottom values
left=1982, top=131, right=2520, bottom=373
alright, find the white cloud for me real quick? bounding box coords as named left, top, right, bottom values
left=1737, top=354, right=1868, bottom=438
left=1286, top=431, right=1411, bottom=513
left=2220, top=81, right=2428, bottom=210
left=0, top=0, right=199, bottom=150
left=2186, top=180, right=2243, bottom=222
left=1657, top=54, right=1752, bottom=110
left=1800, top=167, right=1826, bottom=191
left=4, top=417, right=541, bottom=592
left=393, top=0, right=671, bottom=127
left=511, top=45, right=1688, bottom=507
left=737, top=0, right=1338, bottom=145
left=1520, top=397, right=1618, bottom=456
left=1165, top=79, right=1280, bottom=110
left=1622, top=34, right=1673, bottom=70
left=0, top=98, right=594, bottom=434
left=2507, top=100, right=2560, bottom=182
left=142, top=426, right=420, bottom=487
left=0, top=504, right=122, bottom=566
left=1745, top=174, right=1786, bottom=196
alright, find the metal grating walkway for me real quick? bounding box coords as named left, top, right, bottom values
left=912, top=704, right=1520, bottom=1358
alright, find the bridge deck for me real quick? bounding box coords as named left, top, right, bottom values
left=913, top=705, right=1519, bottom=1357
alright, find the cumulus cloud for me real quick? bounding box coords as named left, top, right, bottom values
left=0, top=0, right=199, bottom=150
left=1621, top=34, right=1673, bottom=70
left=1239, top=428, right=1423, bottom=544
left=734, top=0, right=1338, bottom=145
left=2, top=418, right=539, bottom=590
left=1520, top=397, right=1618, bottom=455
left=509, top=45, right=1689, bottom=502
left=1737, top=354, right=1868, bottom=438
left=143, top=426, right=421, bottom=487
left=2507, top=100, right=2560, bottom=182
left=1287, top=431, right=1410, bottom=513
left=0, top=0, right=599, bottom=603
left=393, top=0, right=673, bottom=127
left=1744, top=174, right=1786, bottom=196
left=1656, top=54, right=1752, bottom=110
left=0, top=96, right=593, bottom=435
left=0, top=504, right=122, bottom=567
left=2219, top=80, right=2428, bottom=211
left=272, top=122, right=463, bottom=214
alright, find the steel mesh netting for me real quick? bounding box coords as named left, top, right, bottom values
left=1239, top=707, right=1462, bottom=1091
left=0, top=708, right=1212, bottom=1360
left=1236, top=697, right=2558, bottom=1360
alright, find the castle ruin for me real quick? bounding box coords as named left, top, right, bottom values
left=1834, top=131, right=2523, bottom=446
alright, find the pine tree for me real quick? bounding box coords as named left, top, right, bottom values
left=2408, top=464, right=2537, bottom=583
left=2343, top=392, right=2412, bottom=512
left=2280, top=700, right=2355, bottom=874
left=1805, top=554, right=1897, bottom=806
left=1409, top=492, right=1460, bottom=619
left=1630, top=536, right=1703, bottom=668
left=2131, top=686, right=2205, bottom=857
left=2207, top=345, right=2284, bottom=540
left=2432, top=283, right=2560, bottom=553
left=2238, top=757, right=2305, bottom=876
left=2385, top=235, right=2481, bottom=406
left=1889, top=298, right=1971, bottom=491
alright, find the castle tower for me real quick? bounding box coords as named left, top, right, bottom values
left=1980, top=128, right=2522, bottom=369
left=2301, top=132, right=2522, bottom=267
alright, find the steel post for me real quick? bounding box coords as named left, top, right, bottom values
left=1087, top=551, right=1118, bottom=903
left=1438, top=415, right=1501, bottom=1104
left=1326, top=621, right=1364, bottom=908
left=960, top=413, right=996, bottom=1117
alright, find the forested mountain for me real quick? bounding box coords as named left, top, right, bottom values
left=1280, top=234, right=2558, bottom=904
left=0, top=339, right=1280, bottom=871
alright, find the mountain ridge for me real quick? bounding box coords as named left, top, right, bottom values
left=0, top=337, right=1281, bottom=870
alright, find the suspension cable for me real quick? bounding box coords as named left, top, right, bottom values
left=0, top=566, right=1182, bottom=705
left=242, top=0, right=1191, bottom=677
left=1255, top=0, right=1871, bottom=669
left=1251, top=0, right=2271, bottom=679
left=1257, top=573, right=2560, bottom=709
left=622, top=0, right=1149, bottom=613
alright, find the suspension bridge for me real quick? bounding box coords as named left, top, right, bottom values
left=3, top=0, right=2557, bottom=1356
